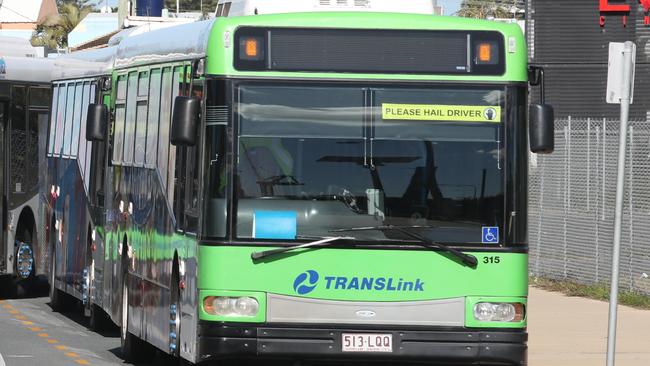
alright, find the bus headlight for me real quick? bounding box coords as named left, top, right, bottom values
left=473, top=302, right=525, bottom=322
left=204, top=296, right=259, bottom=317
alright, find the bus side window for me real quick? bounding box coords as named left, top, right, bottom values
left=123, top=72, right=138, bottom=165
left=62, top=83, right=75, bottom=158
left=134, top=71, right=149, bottom=166
left=70, top=83, right=83, bottom=158
left=157, top=67, right=174, bottom=197
left=146, top=69, right=162, bottom=168
left=47, top=85, right=59, bottom=157
left=112, top=76, right=127, bottom=164
left=53, top=84, right=67, bottom=157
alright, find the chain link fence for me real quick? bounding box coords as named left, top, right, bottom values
left=529, top=117, right=650, bottom=295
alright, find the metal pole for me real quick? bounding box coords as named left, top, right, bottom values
left=606, top=40, right=634, bottom=366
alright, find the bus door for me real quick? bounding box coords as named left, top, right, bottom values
left=172, top=66, right=201, bottom=235
left=88, top=85, right=110, bottom=224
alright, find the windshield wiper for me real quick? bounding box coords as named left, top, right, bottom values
left=251, top=236, right=355, bottom=261
left=330, top=225, right=478, bottom=268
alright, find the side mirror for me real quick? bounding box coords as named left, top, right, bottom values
left=529, top=104, right=555, bottom=154
left=171, top=96, right=200, bottom=146
left=86, top=103, right=108, bottom=141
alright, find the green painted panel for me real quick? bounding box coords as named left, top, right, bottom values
left=198, top=246, right=528, bottom=302
left=205, top=13, right=527, bottom=82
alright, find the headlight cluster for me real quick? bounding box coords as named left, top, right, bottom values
left=203, top=296, right=259, bottom=317
left=473, top=302, right=525, bottom=322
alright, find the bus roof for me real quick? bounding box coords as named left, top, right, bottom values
left=216, top=0, right=437, bottom=16
left=0, top=56, right=56, bottom=83
left=52, top=12, right=527, bottom=82
left=51, top=46, right=116, bottom=80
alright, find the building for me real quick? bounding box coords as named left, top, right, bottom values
left=0, top=0, right=57, bottom=40
left=527, top=0, right=650, bottom=295
left=68, top=13, right=120, bottom=51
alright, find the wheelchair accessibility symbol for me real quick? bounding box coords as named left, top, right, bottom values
left=482, top=227, right=499, bottom=244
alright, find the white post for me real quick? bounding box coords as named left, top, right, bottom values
left=606, top=40, right=635, bottom=366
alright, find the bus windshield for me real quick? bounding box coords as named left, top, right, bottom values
left=225, top=82, right=507, bottom=245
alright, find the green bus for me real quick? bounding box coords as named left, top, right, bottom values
left=48, top=8, right=554, bottom=366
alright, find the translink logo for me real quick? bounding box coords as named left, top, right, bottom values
left=292, top=270, right=425, bottom=295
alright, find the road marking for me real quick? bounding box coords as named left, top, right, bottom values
left=1, top=304, right=93, bottom=365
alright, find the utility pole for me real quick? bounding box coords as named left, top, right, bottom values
left=605, top=40, right=636, bottom=366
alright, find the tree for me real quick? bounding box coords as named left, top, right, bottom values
left=457, top=0, right=515, bottom=19
left=31, top=2, right=91, bottom=49
left=56, top=0, right=95, bottom=11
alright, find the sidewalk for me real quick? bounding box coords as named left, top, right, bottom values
left=528, top=287, right=650, bottom=366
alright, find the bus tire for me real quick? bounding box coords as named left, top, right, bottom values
left=88, top=304, right=112, bottom=332
left=120, top=273, right=138, bottom=361
left=120, top=272, right=152, bottom=362
left=14, top=230, right=35, bottom=297
left=49, top=246, right=67, bottom=311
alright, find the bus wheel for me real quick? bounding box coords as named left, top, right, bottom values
left=14, top=231, right=35, bottom=297
left=120, top=272, right=152, bottom=361
left=15, top=240, right=34, bottom=280
left=49, top=247, right=67, bottom=311
left=120, top=273, right=138, bottom=361
left=88, top=304, right=111, bottom=332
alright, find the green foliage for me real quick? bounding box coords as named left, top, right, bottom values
left=532, top=277, right=650, bottom=310
left=457, top=0, right=515, bottom=19
left=56, top=0, right=95, bottom=10
left=31, top=2, right=91, bottom=49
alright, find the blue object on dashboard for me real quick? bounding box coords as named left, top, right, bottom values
left=253, top=211, right=297, bottom=240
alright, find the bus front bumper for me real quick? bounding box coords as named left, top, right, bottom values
left=197, top=322, right=527, bottom=365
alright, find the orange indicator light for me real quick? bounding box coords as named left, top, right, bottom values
left=245, top=38, right=259, bottom=58
left=479, top=43, right=492, bottom=62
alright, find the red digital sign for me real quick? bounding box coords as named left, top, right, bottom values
left=600, top=0, right=650, bottom=26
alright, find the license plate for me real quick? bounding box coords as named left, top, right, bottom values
left=342, top=333, right=393, bottom=353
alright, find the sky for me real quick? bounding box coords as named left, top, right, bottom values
left=92, top=0, right=118, bottom=7
left=439, top=0, right=461, bottom=15
left=93, top=0, right=463, bottom=15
